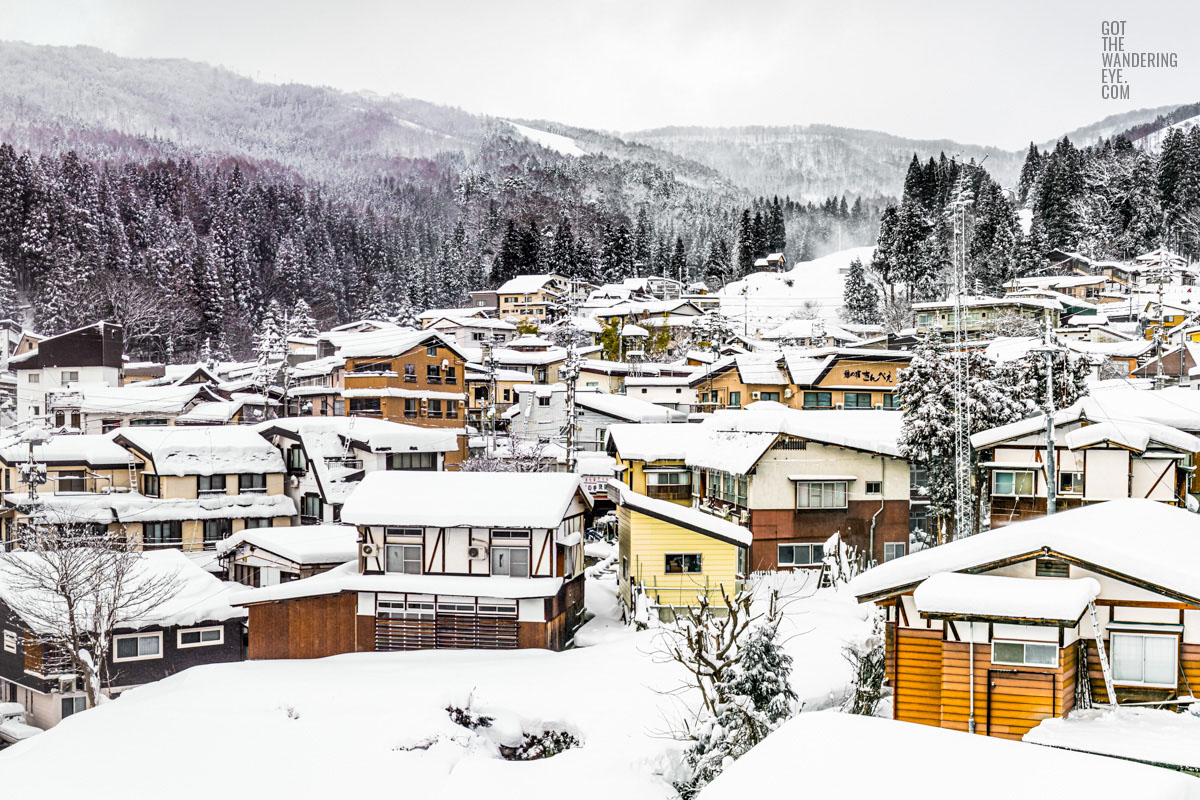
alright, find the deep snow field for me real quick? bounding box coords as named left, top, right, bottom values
left=0, top=563, right=873, bottom=799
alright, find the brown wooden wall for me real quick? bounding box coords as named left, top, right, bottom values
left=247, top=593, right=363, bottom=660
left=893, top=627, right=942, bottom=727
left=1083, top=638, right=1200, bottom=705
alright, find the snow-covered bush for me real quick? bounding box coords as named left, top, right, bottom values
left=842, top=616, right=887, bottom=716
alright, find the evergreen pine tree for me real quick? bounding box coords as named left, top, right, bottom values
left=841, top=256, right=880, bottom=324
left=290, top=299, right=319, bottom=338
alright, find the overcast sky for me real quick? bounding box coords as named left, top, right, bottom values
left=3, top=0, right=1198, bottom=149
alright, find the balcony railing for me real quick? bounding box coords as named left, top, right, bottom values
left=647, top=484, right=692, bottom=501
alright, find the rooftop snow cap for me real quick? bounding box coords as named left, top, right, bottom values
left=341, top=470, right=589, bottom=529
left=914, top=572, right=1100, bottom=623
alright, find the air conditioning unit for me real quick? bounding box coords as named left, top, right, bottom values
left=874, top=404, right=883, bottom=410
left=783, top=388, right=794, bottom=399
left=467, top=545, right=488, bottom=560
left=288, top=475, right=300, bottom=489
left=835, top=403, right=845, bottom=410
left=359, top=542, right=378, bottom=558
left=738, top=510, right=750, bottom=523
left=751, top=391, right=761, bottom=400
left=58, top=677, right=77, bottom=694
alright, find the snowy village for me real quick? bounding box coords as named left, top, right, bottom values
left=0, top=4, right=1199, bottom=799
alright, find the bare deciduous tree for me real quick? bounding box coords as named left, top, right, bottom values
left=0, top=520, right=183, bottom=706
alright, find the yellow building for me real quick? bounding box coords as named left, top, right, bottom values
left=611, top=480, right=750, bottom=616
left=496, top=274, right=567, bottom=323
left=607, top=423, right=707, bottom=505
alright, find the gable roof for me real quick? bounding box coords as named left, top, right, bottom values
left=609, top=480, right=751, bottom=547
left=497, top=274, right=562, bottom=294
left=848, top=500, right=1200, bottom=604
left=341, top=471, right=590, bottom=528
left=215, top=524, right=358, bottom=566
left=115, top=426, right=285, bottom=476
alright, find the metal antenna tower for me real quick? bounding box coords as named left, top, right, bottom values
left=561, top=278, right=582, bottom=474
left=950, top=171, right=975, bottom=539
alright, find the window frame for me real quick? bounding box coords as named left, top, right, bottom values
left=490, top=546, right=530, bottom=578
left=142, top=473, right=160, bottom=498
left=112, top=631, right=164, bottom=663
left=883, top=542, right=906, bottom=562
left=777, top=543, right=824, bottom=567
left=1058, top=471, right=1083, bottom=495
left=1110, top=632, right=1178, bottom=688
left=177, top=626, right=225, bottom=648
left=865, top=480, right=882, bottom=495
left=197, top=474, right=227, bottom=495
left=802, top=391, right=832, bottom=409
left=385, top=543, right=423, bottom=575
left=664, top=553, right=702, bottom=574
left=992, top=470, right=1036, bottom=497
left=990, top=639, right=1058, bottom=668
left=238, top=474, right=267, bottom=494
left=844, top=391, right=872, bottom=409
left=795, top=481, right=848, bottom=509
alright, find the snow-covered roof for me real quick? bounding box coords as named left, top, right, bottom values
left=11, top=491, right=296, bottom=525
left=0, top=549, right=245, bottom=634
left=71, top=384, right=216, bottom=415
left=606, top=423, right=708, bottom=462
left=1026, top=707, right=1200, bottom=772
left=341, top=471, right=588, bottom=528
left=232, top=560, right=564, bottom=606
left=575, top=391, right=687, bottom=423
left=335, top=328, right=463, bottom=361
left=734, top=354, right=789, bottom=385
left=912, top=295, right=1061, bottom=312
left=706, top=403, right=904, bottom=457
left=175, top=396, right=268, bottom=425
left=496, top=274, right=561, bottom=294
left=116, top=426, right=285, bottom=476
left=609, top=480, right=751, bottom=547
left=914, top=572, right=1100, bottom=622
left=215, top=524, right=358, bottom=565
left=762, top=318, right=861, bottom=343
left=428, top=315, right=515, bottom=331
left=621, top=324, right=649, bottom=337
left=849, top=500, right=1200, bottom=603
left=698, top=712, right=1196, bottom=799
left=0, top=432, right=139, bottom=468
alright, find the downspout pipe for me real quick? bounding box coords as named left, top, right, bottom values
left=868, top=455, right=886, bottom=565
left=968, top=621, right=977, bottom=733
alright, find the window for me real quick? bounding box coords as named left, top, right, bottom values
left=426, top=364, right=442, bottom=384
left=884, top=542, right=906, bottom=562
left=704, top=469, right=748, bottom=507
left=203, top=519, right=231, bottom=543
left=428, top=399, right=443, bottom=419
left=760, top=391, right=780, bottom=402
left=404, top=398, right=418, bottom=418
left=1036, top=558, right=1070, bottom=578
left=729, top=391, right=741, bottom=409
left=1058, top=471, right=1083, bottom=494
left=143, top=521, right=181, bottom=547
left=243, top=518, right=270, bottom=529
left=993, top=470, right=1035, bottom=497
left=445, top=366, right=457, bottom=385
left=1111, top=633, right=1177, bottom=687
left=471, top=331, right=485, bottom=341
left=287, top=446, right=306, bottom=472
left=142, top=474, right=160, bottom=498
left=404, top=363, right=416, bottom=382
left=113, top=632, right=163, bottom=662
left=349, top=398, right=382, bottom=415
left=491, top=546, right=530, bottom=577
left=27, top=373, right=39, bottom=384
left=388, top=452, right=436, bottom=471
left=301, top=494, right=323, bottom=521
left=594, top=427, right=607, bottom=447
left=844, top=392, right=872, bottom=409
left=446, top=400, right=458, bottom=419
left=910, top=465, right=928, bottom=492
left=882, top=394, right=899, bottom=409
left=61, top=696, right=86, bottom=718
left=57, top=470, right=86, bottom=493
left=101, top=419, right=121, bottom=433
left=239, top=474, right=267, bottom=493
left=378, top=596, right=435, bottom=621
left=536, top=368, right=548, bottom=383
left=177, top=627, right=224, bottom=648
left=198, top=475, right=226, bottom=495
left=664, top=553, right=702, bottom=574
left=3, top=630, right=15, bottom=654
left=130, top=418, right=168, bottom=426
left=61, top=370, right=79, bottom=383
left=991, top=640, right=1057, bottom=668
left=386, top=544, right=423, bottom=574
left=426, top=346, right=438, bottom=358
left=803, top=391, right=832, bottom=409
left=778, top=543, right=824, bottom=566
left=537, top=396, right=551, bottom=407
left=865, top=481, right=882, bottom=495
left=796, top=481, right=847, bottom=509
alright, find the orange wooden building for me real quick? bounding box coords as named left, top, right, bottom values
left=850, top=500, right=1200, bottom=740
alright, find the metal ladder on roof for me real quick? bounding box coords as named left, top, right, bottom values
left=1088, top=599, right=1117, bottom=707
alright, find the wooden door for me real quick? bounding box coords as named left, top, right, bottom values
left=986, top=668, right=1057, bottom=740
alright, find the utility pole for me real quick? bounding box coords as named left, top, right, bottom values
left=949, top=170, right=974, bottom=540
left=562, top=277, right=582, bottom=474
left=481, top=341, right=496, bottom=459
left=1039, top=317, right=1058, bottom=516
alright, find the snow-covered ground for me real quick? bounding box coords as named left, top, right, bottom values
left=718, top=246, right=874, bottom=337
left=0, top=568, right=871, bottom=799
left=506, top=121, right=587, bottom=157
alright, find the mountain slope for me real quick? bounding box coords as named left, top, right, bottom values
left=623, top=124, right=1026, bottom=200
